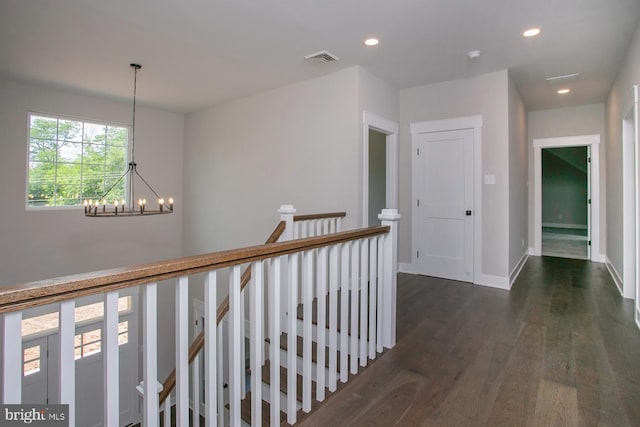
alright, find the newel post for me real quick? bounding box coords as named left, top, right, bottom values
left=379, top=208, right=401, bottom=348
left=278, top=204, right=296, bottom=241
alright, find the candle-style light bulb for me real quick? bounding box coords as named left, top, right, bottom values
left=168, top=197, right=174, bottom=211
left=138, top=198, right=144, bottom=214
left=159, top=198, right=164, bottom=213
left=114, top=200, right=118, bottom=215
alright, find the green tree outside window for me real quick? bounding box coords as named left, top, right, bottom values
left=28, top=114, right=128, bottom=207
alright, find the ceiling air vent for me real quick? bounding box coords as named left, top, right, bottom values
left=545, top=73, right=580, bottom=85
left=304, top=50, right=339, bottom=64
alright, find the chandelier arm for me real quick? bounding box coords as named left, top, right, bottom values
left=94, top=164, right=132, bottom=202
left=133, top=167, right=165, bottom=202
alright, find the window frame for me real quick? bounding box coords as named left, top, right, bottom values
left=25, top=111, right=131, bottom=211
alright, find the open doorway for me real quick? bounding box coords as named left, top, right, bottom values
left=362, top=111, right=398, bottom=226
left=368, top=129, right=386, bottom=226
left=541, top=146, right=589, bottom=259
left=532, top=134, right=601, bottom=262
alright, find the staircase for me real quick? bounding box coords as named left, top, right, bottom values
left=1, top=204, right=400, bottom=427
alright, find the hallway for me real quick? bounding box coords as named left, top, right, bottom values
left=297, top=257, right=640, bottom=426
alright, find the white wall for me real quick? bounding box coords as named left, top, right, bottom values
left=0, top=78, right=184, bottom=380
left=527, top=103, right=606, bottom=256
left=399, top=70, right=510, bottom=279
left=182, top=67, right=361, bottom=259
left=508, top=74, right=529, bottom=277
left=606, top=23, right=640, bottom=281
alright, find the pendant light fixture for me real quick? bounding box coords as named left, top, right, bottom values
left=84, top=63, right=174, bottom=217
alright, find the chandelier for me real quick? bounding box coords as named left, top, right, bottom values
left=84, top=63, right=174, bottom=217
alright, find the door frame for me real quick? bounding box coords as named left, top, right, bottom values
left=532, top=135, right=601, bottom=262
left=410, top=115, right=482, bottom=284
left=622, top=86, right=639, bottom=317
left=362, top=111, right=399, bottom=226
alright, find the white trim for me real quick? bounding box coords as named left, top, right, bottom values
left=533, top=135, right=601, bottom=262
left=510, top=252, right=529, bottom=287
left=362, top=111, right=399, bottom=226
left=410, top=115, right=482, bottom=285
left=606, top=257, right=624, bottom=297
left=542, top=222, right=588, bottom=230
left=410, top=115, right=483, bottom=134
left=474, top=274, right=510, bottom=290
left=398, top=262, right=416, bottom=274
left=622, top=85, right=639, bottom=301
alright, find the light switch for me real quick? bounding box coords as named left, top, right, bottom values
left=484, top=174, right=496, bottom=185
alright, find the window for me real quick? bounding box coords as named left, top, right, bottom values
left=23, top=345, right=41, bottom=376
left=27, top=113, right=128, bottom=208
left=21, top=296, right=132, bottom=338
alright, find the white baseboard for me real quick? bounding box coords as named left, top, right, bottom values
left=636, top=308, right=640, bottom=331
left=592, top=253, right=606, bottom=263
left=510, top=252, right=529, bottom=287
left=528, top=247, right=540, bottom=256
left=398, top=262, right=416, bottom=274
left=400, top=263, right=510, bottom=290
left=605, top=257, right=624, bottom=296
left=474, top=273, right=510, bottom=290
left=542, top=222, right=588, bottom=230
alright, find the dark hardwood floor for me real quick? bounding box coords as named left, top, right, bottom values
left=296, top=256, right=640, bottom=426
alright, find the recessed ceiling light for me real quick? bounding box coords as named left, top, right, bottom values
left=365, top=38, right=379, bottom=46
left=557, top=88, right=571, bottom=94
left=467, top=50, right=481, bottom=59
left=523, top=28, right=541, bottom=37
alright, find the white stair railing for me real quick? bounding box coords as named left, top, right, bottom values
left=0, top=205, right=399, bottom=427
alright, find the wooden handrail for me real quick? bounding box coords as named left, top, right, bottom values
left=158, top=220, right=286, bottom=404
left=293, top=211, right=346, bottom=222
left=0, top=224, right=388, bottom=315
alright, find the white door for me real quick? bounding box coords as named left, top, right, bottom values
left=414, top=129, right=474, bottom=282
left=21, top=314, right=138, bottom=427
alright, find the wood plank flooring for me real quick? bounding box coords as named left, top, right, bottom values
left=296, top=256, right=640, bottom=427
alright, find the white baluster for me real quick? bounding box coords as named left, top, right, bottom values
left=204, top=270, right=217, bottom=427
left=376, top=237, right=384, bottom=354
left=192, top=353, right=200, bottom=427
left=59, top=300, right=75, bottom=427
left=302, top=250, right=313, bottom=412
left=316, top=246, right=328, bottom=401
left=369, top=237, right=378, bottom=359
left=142, top=283, right=158, bottom=427
left=228, top=266, right=242, bottom=427
left=340, top=242, right=349, bottom=383
left=269, top=257, right=282, bottom=426
left=328, top=244, right=339, bottom=392
left=359, top=239, right=369, bottom=367
left=240, top=284, right=246, bottom=399
left=336, top=217, right=342, bottom=232
left=250, top=261, right=264, bottom=425
left=287, top=253, right=298, bottom=424
left=2, top=311, right=22, bottom=404
left=379, top=209, right=401, bottom=348
left=216, top=323, right=225, bottom=427
left=163, top=398, right=171, bottom=427
left=175, top=276, right=189, bottom=427
left=329, top=218, right=336, bottom=234
left=104, top=291, right=119, bottom=427
left=350, top=241, right=359, bottom=375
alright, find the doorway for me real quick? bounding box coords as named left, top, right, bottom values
left=368, top=129, right=386, bottom=226
left=533, top=135, right=601, bottom=262
left=362, top=111, right=398, bottom=226
left=541, top=146, right=589, bottom=259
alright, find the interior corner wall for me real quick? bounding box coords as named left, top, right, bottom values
left=508, top=73, right=529, bottom=275
left=606, top=21, right=640, bottom=277
left=357, top=66, right=400, bottom=223
left=527, top=103, right=606, bottom=258
left=0, top=78, right=184, bottom=379
left=182, top=66, right=360, bottom=257
left=399, top=70, right=510, bottom=279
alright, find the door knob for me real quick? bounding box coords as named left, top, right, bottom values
left=466, top=210, right=472, bottom=216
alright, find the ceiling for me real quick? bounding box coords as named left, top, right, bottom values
left=1, top=0, right=639, bottom=113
